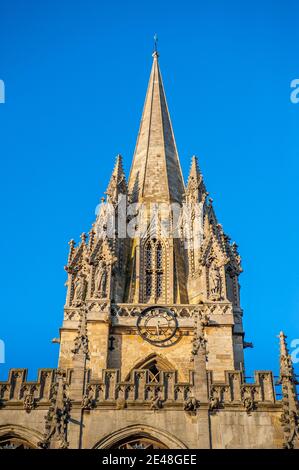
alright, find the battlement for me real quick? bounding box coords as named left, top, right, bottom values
left=0, top=369, right=56, bottom=405
left=208, top=370, right=277, bottom=411
left=0, top=367, right=281, bottom=410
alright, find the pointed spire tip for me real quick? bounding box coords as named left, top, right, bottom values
left=152, top=33, right=159, bottom=59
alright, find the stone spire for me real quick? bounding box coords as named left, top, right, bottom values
left=128, top=51, right=185, bottom=204
left=105, top=154, right=127, bottom=205
left=185, top=155, right=207, bottom=203
left=187, top=155, right=201, bottom=186
left=277, top=331, right=299, bottom=449
left=279, top=331, right=297, bottom=383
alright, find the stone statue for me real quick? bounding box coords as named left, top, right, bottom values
left=183, top=396, right=200, bottom=414
left=209, top=264, right=222, bottom=299
left=72, top=273, right=86, bottom=307
left=44, top=409, right=63, bottom=442
left=150, top=393, right=163, bottom=410
left=81, top=393, right=94, bottom=410
left=23, top=389, right=35, bottom=413
left=209, top=387, right=221, bottom=411
left=95, top=260, right=107, bottom=298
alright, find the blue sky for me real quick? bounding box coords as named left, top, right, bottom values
left=0, top=0, right=298, bottom=382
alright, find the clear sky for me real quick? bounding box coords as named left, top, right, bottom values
left=0, top=0, right=298, bottom=382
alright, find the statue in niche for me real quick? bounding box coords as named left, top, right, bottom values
left=72, top=272, right=86, bottom=307
left=94, top=259, right=108, bottom=298
left=209, top=264, right=222, bottom=300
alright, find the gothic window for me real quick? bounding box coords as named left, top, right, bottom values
left=145, top=241, right=153, bottom=299
left=125, top=354, right=175, bottom=382
left=112, top=435, right=167, bottom=449
left=148, top=363, right=160, bottom=383
left=0, top=437, right=34, bottom=449
left=144, top=239, right=165, bottom=302
left=146, top=272, right=152, bottom=297
left=146, top=243, right=152, bottom=268
left=156, top=242, right=162, bottom=269
left=156, top=273, right=163, bottom=298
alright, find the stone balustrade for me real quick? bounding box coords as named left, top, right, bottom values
left=110, top=302, right=233, bottom=318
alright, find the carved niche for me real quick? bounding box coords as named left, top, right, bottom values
left=72, top=271, right=87, bottom=307
left=93, top=258, right=108, bottom=298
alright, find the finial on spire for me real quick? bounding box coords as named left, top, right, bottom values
left=153, top=33, right=159, bottom=58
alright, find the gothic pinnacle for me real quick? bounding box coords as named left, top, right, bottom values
left=67, top=239, right=75, bottom=263
left=278, top=331, right=298, bottom=384
left=80, top=232, right=87, bottom=244
left=105, top=154, right=127, bottom=204
left=279, top=331, right=288, bottom=358
left=88, top=226, right=96, bottom=250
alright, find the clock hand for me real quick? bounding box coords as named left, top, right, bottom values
left=156, top=320, right=160, bottom=336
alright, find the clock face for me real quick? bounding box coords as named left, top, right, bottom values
left=137, top=306, right=178, bottom=345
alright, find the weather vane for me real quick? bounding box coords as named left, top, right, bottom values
left=154, top=33, right=158, bottom=53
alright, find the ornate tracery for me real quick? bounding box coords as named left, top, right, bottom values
left=0, top=436, right=35, bottom=449
left=113, top=435, right=167, bottom=449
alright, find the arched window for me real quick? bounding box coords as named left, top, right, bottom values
left=124, top=354, right=175, bottom=382
left=112, top=435, right=167, bottom=449
left=144, top=239, right=164, bottom=302
left=0, top=436, right=35, bottom=449
left=148, top=362, right=160, bottom=383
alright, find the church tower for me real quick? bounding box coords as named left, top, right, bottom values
left=59, top=49, right=245, bottom=385
left=0, top=49, right=297, bottom=450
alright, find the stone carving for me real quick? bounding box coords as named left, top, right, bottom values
left=277, top=332, right=299, bottom=449
left=22, top=386, right=36, bottom=413
left=116, top=398, right=127, bottom=410
left=150, top=393, right=163, bottom=410
left=111, top=303, right=231, bottom=319
left=209, top=264, right=223, bottom=301
left=72, top=306, right=89, bottom=356
left=39, top=370, right=71, bottom=449
left=241, top=386, right=256, bottom=414
left=81, top=386, right=95, bottom=410
left=94, top=259, right=108, bottom=298
left=41, top=408, right=68, bottom=448
left=209, top=386, right=222, bottom=411
left=72, top=272, right=86, bottom=307
left=191, top=334, right=206, bottom=359
left=72, top=334, right=88, bottom=356
left=183, top=396, right=200, bottom=415
left=64, top=309, right=81, bottom=321
left=190, top=312, right=209, bottom=361
left=282, top=411, right=299, bottom=449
